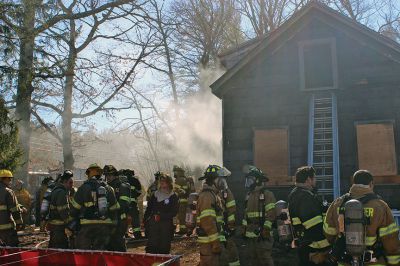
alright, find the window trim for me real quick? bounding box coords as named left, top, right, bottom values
left=298, top=38, right=338, bottom=91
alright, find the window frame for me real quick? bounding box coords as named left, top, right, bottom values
left=298, top=38, right=338, bottom=91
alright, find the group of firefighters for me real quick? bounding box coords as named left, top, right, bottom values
left=0, top=162, right=400, bottom=265
left=0, top=164, right=144, bottom=251
left=195, top=165, right=400, bottom=266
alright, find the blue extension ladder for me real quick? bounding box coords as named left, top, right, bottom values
left=308, top=93, right=340, bottom=202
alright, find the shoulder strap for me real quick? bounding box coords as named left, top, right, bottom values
left=338, top=193, right=352, bottom=214
left=358, top=193, right=380, bottom=204
left=244, top=191, right=250, bottom=209
left=259, top=188, right=267, bottom=227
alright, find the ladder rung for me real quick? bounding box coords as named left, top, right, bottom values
left=314, top=117, right=332, bottom=123
left=314, top=150, right=333, bottom=155
left=314, top=97, right=331, bottom=102
left=314, top=106, right=332, bottom=113
left=314, top=128, right=332, bottom=133
left=314, top=139, right=333, bottom=144
left=313, top=163, right=333, bottom=168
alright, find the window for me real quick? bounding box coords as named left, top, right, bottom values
left=254, top=128, right=289, bottom=182
left=299, top=38, right=338, bottom=90
left=356, top=123, right=397, bottom=176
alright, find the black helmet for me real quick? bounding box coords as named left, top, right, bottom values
left=199, top=165, right=221, bottom=181
left=103, top=165, right=118, bottom=175
left=244, top=165, right=269, bottom=182
left=120, top=169, right=135, bottom=178
left=62, top=170, right=73, bottom=179
left=58, top=170, right=73, bottom=182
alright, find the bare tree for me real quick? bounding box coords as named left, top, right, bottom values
left=238, top=0, right=293, bottom=37
left=377, top=0, right=400, bottom=42
left=0, top=0, right=133, bottom=178
left=171, top=0, right=244, bottom=77
left=20, top=0, right=155, bottom=170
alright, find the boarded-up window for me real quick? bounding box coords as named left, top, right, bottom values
left=356, top=123, right=397, bottom=176
left=254, top=128, right=289, bottom=177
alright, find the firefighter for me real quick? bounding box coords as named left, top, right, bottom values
left=173, top=165, right=194, bottom=235
left=288, top=166, right=331, bottom=266
left=241, top=165, right=276, bottom=266
left=34, top=176, right=53, bottom=228
left=145, top=171, right=162, bottom=238
left=121, top=169, right=142, bottom=239
left=145, top=173, right=179, bottom=254
left=70, top=163, right=119, bottom=250
left=48, top=170, right=74, bottom=249
left=216, top=167, right=240, bottom=266
left=104, top=165, right=131, bottom=252
left=324, top=170, right=400, bottom=265
left=13, top=179, right=32, bottom=227
left=197, top=165, right=225, bottom=266
left=147, top=171, right=161, bottom=202
left=0, top=170, right=23, bottom=246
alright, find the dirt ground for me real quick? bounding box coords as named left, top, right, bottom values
left=128, top=237, right=200, bottom=266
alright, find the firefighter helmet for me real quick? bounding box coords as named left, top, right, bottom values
left=243, top=165, right=269, bottom=182
left=62, top=170, right=73, bottom=179
left=85, top=163, right=103, bottom=178
left=122, top=169, right=135, bottom=178
left=0, top=169, right=13, bottom=178
left=154, top=171, right=163, bottom=180
left=217, top=167, right=231, bottom=178
left=173, top=165, right=185, bottom=178
left=103, top=165, right=118, bottom=175
left=199, top=165, right=221, bottom=181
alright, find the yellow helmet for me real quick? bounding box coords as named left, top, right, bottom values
left=0, top=170, right=13, bottom=178
left=85, top=163, right=103, bottom=178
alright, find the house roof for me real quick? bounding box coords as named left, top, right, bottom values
left=211, top=1, right=400, bottom=98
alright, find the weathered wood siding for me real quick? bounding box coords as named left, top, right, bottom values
left=220, top=11, right=400, bottom=212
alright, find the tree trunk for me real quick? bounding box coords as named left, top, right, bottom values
left=163, top=36, right=179, bottom=120
left=62, top=19, right=77, bottom=170
left=15, top=0, right=37, bottom=181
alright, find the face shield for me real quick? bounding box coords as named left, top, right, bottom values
left=245, top=176, right=257, bottom=190
left=214, top=177, right=228, bottom=191
left=217, top=167, right=231, bottom=178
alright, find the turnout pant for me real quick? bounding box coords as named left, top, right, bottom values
left=146, top=219, right=174, bottom=254
left=220, top=237, right=240, bottom=266
left=243, top=237, right=274, bottom=266
left=0, top=229, right=18, bottom=247
left=129, top=204, right=141, bottom=235
left=297, top=247, right=333, bottom=266
left=199, top=242, right=222, bottom=266
left=75, top=224, right=111, bottom=250
left=48, top=225, right=69, bottom=249
left=177, top=200, right=187, bottom=233
left=108, top=220, right=128, bottom=252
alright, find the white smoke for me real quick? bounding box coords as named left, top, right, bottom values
left=68, top=66, right=225, bottom=185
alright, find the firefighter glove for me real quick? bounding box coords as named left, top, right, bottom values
left=309, top=251, right=329, bottom=264
left=65, top=228, right=73, bottom=237
left=261, top=229, right=271, bottom=240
